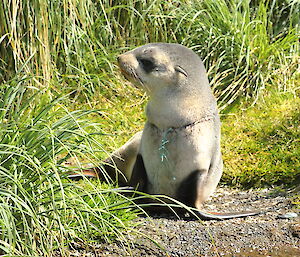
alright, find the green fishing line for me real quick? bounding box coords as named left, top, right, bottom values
left=158, top=128, right=174, bottom=163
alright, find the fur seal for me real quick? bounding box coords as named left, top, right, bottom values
left=78, top=43, right=259, bottom=220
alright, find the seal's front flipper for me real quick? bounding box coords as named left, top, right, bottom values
left=129, top=154, right=148, bottom=192
left=68, top=131, right=142, bottom=184
left=102, top=131, right=142, bottom=184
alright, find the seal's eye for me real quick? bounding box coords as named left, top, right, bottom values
left=138, top=57, right=156, bottom=73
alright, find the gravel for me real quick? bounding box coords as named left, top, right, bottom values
left=66, top=187, right=300, bottom=257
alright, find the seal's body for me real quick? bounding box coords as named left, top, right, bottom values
left=140, top=116, right=222, bottom=207
left=116, top=43, right=222, bottom=209
left=81, top=43, right=259, bottom=220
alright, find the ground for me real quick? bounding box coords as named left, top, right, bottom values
left=67, top=187, right=300, bottom=257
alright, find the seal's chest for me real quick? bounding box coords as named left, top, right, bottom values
left=142, top=127, right=182, bottom=163
left=141, top=128, right=196, bottom=196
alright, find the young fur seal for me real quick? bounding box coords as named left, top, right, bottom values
left=77, top=43, right=259, bottom=220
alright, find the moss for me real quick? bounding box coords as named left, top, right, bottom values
left=221, top=90, right=300, bottom=188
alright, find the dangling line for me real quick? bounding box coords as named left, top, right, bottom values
left=158, top=128, right=174, bottom=163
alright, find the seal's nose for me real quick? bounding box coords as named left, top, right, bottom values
left=117, top=53, right=137, bottom=69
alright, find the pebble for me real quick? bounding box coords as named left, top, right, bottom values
left=277, top=212, right=298, bottom=219
left=290, top=224, right=300, bottom=238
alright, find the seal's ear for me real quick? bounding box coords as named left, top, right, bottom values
left=175, top=65, right=188, bottom=77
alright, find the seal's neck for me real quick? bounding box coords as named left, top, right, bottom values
left=146, top=87, right=217, bottom=130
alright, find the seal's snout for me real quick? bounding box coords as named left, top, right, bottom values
left=117, top=53, right=137, bottom=65
left=117, top=54, right=126, bottom=67
left=117, top=53, right=141, bottom=86
left=117, top=54, right=128, bottom=70
left=117, top=54, right=128, bottom=74
left=117, top=53, right=138, bottom=75
left=117, top=53, right=129, bottom=65
left=117, top=54, right=127, bottom=75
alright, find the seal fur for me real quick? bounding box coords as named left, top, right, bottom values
left=118, top=43, right=222, bottom=206
left=78, top=43, right=259, bottom=220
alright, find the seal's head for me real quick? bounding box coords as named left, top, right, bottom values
left=117, top=43, right=207, bottom=95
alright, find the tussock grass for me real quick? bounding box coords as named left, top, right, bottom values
left=0, top=79, right=139, bottom=256
left=177, top=0, right=299, bottom=109
left=1, top=0, right=298, bottom=108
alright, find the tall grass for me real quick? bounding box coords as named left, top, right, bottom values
left=0, top=0, right=174, bottom=98
left=0, top=78, right=139, bottom=256
left=176, top=0, right=299, bottom=109
left=1, top=0, right=298, bottom=107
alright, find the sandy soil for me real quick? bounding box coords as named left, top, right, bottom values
left=67, top=187, right=300, bottom=257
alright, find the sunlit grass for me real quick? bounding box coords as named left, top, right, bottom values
left=0, top=79, right=140, bottom=256
left=177, top=0, right=299, bottom=109
left=221, top=89, right=300, bottom=188
left=1, top=0, right=298, bottom=108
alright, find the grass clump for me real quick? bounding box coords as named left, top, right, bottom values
left=0, top=79, right=138, bottom=256
left=177, top=0, right=299, bottom=109
left=221, top=90, right=300, bottom=188
left=1, top=0, right=298, bottom=109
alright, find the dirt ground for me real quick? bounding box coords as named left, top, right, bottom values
left=68, top=187, right=300, bottom=257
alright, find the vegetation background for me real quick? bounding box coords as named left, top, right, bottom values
left=0, top=0, right=299, bottom=255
